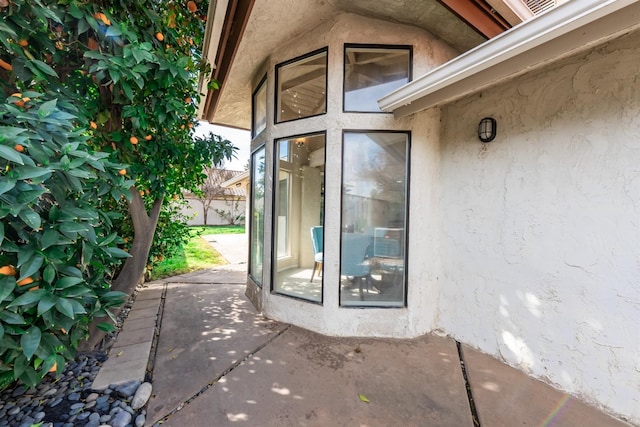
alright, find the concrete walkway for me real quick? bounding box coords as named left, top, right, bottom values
left=92, top=233, right=632, bottom=426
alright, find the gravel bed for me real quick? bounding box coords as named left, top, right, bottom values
left=0, top=285, right=155, bottom=427
left=0, top=352, right=148, bottom=427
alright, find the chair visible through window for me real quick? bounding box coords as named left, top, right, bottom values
left=341, top=233, right=373, bottom=300
left=310, top=226, right=323, bottom=282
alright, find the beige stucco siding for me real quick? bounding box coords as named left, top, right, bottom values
left=437, top=29, right=640, bottom=422
left=258, top=13, right=456, bottom=336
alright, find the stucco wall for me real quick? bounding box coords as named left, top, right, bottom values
left=437, top=30, right=640, bottom=422
left=181, top=197, right=246, bottom=226
left=258, top=13, right=457, bottom=337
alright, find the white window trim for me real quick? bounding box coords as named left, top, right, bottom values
left=378, top=0, right=640, bottom=117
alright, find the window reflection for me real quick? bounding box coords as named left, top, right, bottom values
left=249, top=147, right=266, bottom=285
left=276, top=49, right=328, bottom=123
left=252, top=78, right=267, bottom=137
left=344, top=45, right=411, bottom=112
left=273, top=133, right=326, bottom=302
left=340, top=131, right=409, bottom=307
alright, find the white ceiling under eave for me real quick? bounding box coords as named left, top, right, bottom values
left=203, top=0, right=487, bottom=130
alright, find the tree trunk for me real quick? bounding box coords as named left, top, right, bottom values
left=79, top=188, right=163, bottom=351
left=201, top=200, right=209, bottom=225
left=112, top=189, right=163, bottom=295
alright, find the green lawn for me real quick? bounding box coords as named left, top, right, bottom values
left=149, top=225, right=245, bottom=280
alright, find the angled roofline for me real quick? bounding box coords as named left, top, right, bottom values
left=199, top=0, right=255, bottom=122
left=379, top=0, right=640, bottom=116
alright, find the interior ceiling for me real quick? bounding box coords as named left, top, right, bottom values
left=209, top=0, right=486, bottom=129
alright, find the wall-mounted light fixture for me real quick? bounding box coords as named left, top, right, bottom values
left=478, top=117, right=497, bottom=143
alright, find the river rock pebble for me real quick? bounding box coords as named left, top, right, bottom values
left=0, top=352, right=151, bottom=426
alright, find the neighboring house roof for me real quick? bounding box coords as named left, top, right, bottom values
left=185, top=169, right=247, bottom=198
left=221, top=170, right=249, bottom=189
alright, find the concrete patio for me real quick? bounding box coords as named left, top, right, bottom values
left=91, top=233, right=632, bottom=426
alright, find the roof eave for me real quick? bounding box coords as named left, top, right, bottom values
left=379, top=0, right=640, bottom=116
left=198, top=0, right=255, bottom=122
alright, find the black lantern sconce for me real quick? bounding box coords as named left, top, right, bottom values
left=478, top=117, right=497, bottom=143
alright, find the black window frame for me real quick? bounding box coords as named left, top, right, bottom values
left=342, top=44, right=413, bottom=114
left=275, top=47, right=329, bottom=124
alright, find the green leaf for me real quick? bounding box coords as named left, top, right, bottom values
left=0, top=146, right=25, bottom=164
left=55, top=298, right=75, bottom=319
left=358, top=394, right=370, bottom=403
left=0, top=178, right=15, bottom=196
left=0, top=310, right=24, bottom=324
left=18, top=255, right=44, bottom=281
left=21, top=326, right=42, bottom=360
left=59, top=222, right=87, bottom=234
left=42, top=264, right=55, bottom=284
left=104, top=247, right=131, bottom=258
left=19, top=209, right=41, bottom=231
left=19, top=367, right=39, bottom=388
left=13, top=165, right=52, bottom=180
left=42, top=229, right=63, bottom=249
left=78, top=18, right=90, bottom=35
left=105, top=26, right=122, bottom=37
left=0, top=21, right=17, bottom=39
left=37, top=294, right=58, bottom=316
left=8, top=289, right=45, bottom=308
left=38, top=99, right=58, bottom=117
left=32, top=60, right=58, bottom=78
left=0, top=277, right=15, bottom=303
left=54, top=276, right=83, bottom=289
left=0, top=323, right=3, bottom=340
left=14, top=354, right=27, bottom=378
left=97, top=322, right=116, bottom=332
left=60, top=285, right=93, bottom=298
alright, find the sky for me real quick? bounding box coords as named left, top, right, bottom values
left=193, top=121, right=251, bottom=171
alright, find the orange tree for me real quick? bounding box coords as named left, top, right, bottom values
left=0, top=0, right=234, bottom=384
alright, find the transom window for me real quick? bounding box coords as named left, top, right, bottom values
left=252, top=76, right=267, bottom=137
left=276, top=48, right=328, bottom=123
left=344, top=45, right=412, bottom=113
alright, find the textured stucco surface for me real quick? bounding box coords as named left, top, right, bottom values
left=212, top=0, right=480, bottom=129
left=256, top=13, right=456, bottom=338
left=437, top=29, right=640, bottom=423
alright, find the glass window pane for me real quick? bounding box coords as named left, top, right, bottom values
left=249, top=147, right=266, bottom=285
left=273, top=133, right=326, bottom=303
left=252, top=78, right=267, bottom=137
left=340, top=132, right=409, bottom=307
left=344, top=46, right=411, bottom=112
left=276, top=49, right=327, bottom=123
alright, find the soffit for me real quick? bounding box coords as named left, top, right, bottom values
left=208, top=0, right=486, bottom=129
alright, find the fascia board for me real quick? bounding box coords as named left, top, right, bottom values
left=197, top=0, right=230, bottom=119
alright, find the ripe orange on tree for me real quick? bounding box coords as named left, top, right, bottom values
left=156, top=32, right=164, bottom=42
left=90, top=121, right=98, bottom=129
left=0, top=58, right=12, bottom=71
left=18, top=39, right=28, bottom=47
left=187, top=1, right=197, bottom=13
left=17, top=277, right=34, bottom=286
left=118, top=169, right=127, bottom=176
left=14, top=144, right=24, bottom=152
left=144, top=134, right=152, bottom=141
left=129, top=136, right=138, bottom=145
left=0, top=265, right=17, bottom=276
